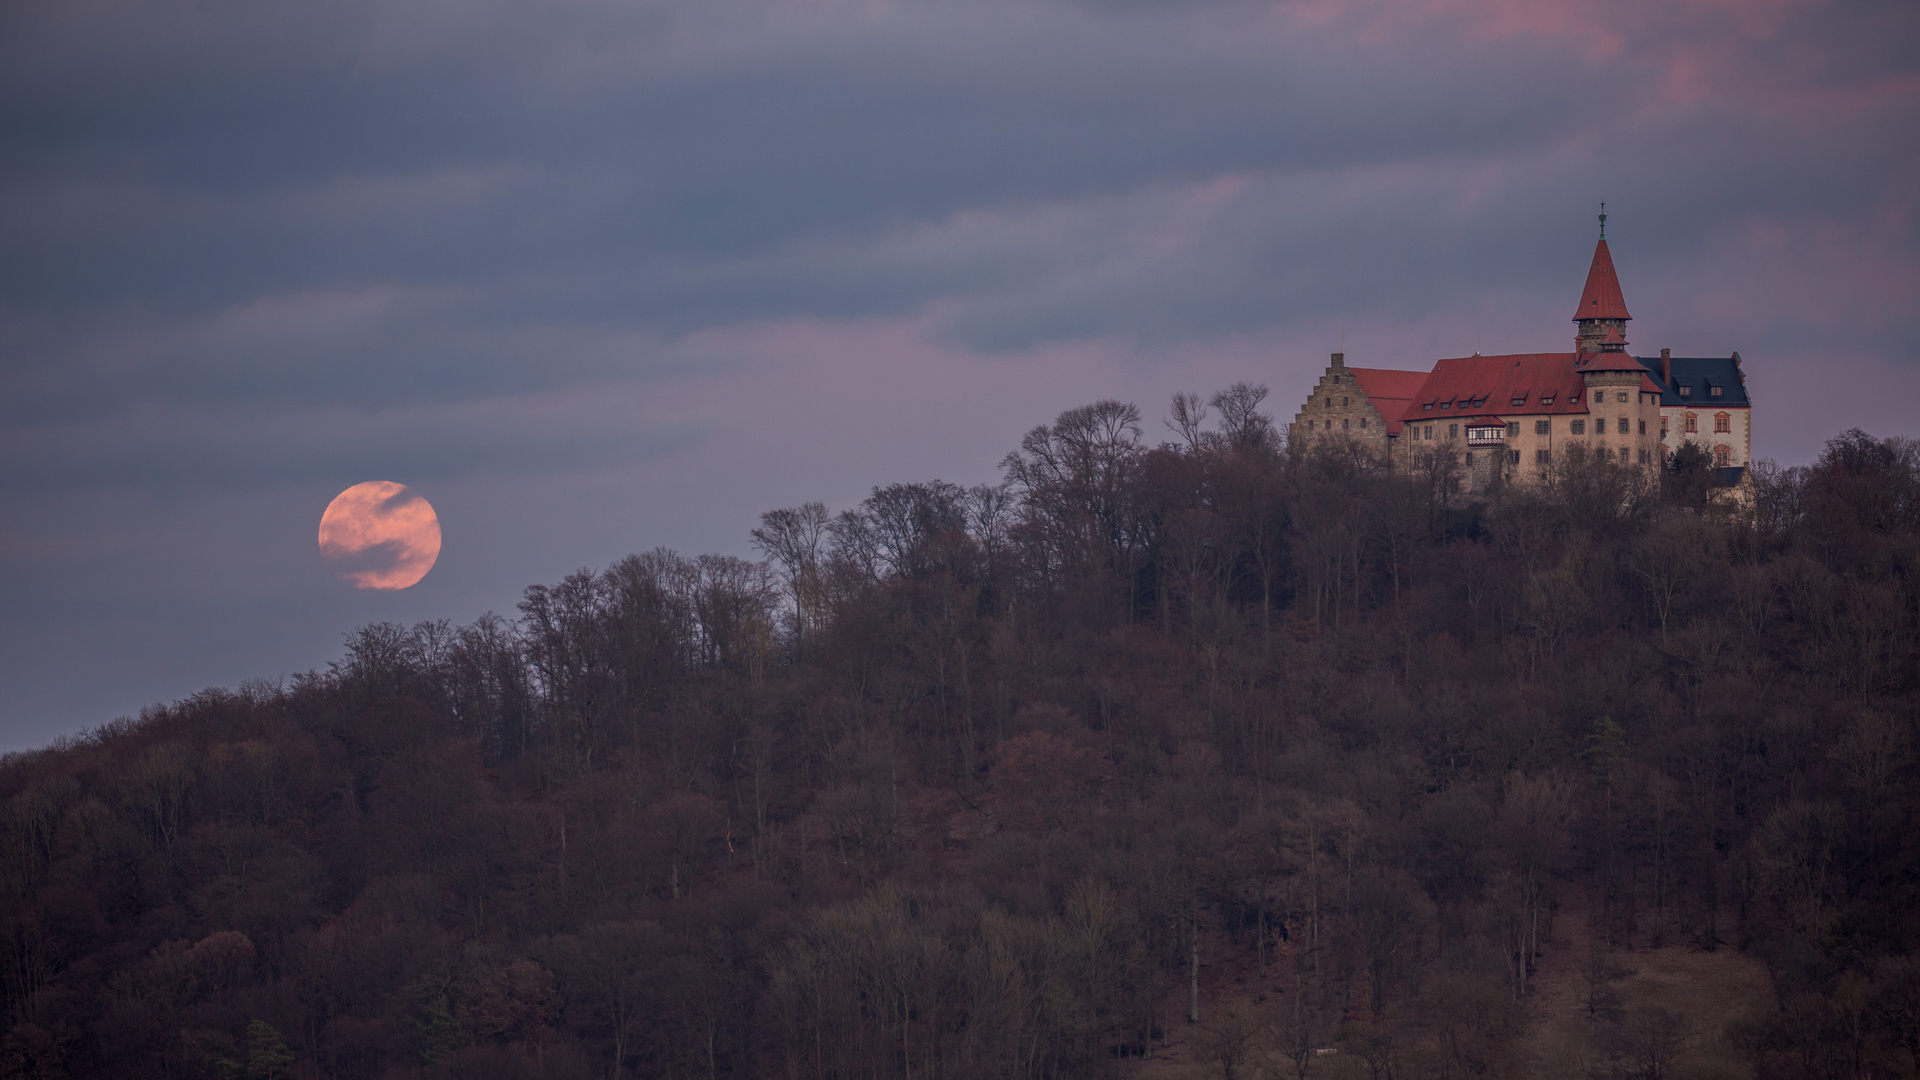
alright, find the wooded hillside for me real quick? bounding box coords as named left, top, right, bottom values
left=3, top=391, right=1916, bottom=1079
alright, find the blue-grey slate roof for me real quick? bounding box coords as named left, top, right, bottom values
left=1637, top=355, right=1750, bottom=407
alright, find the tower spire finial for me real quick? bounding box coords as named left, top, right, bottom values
left=1598, top=201, right=1607, bottom=239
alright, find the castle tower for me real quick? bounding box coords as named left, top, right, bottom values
left=1573, top=206, right=1631, bottom=357
left=1578, top=325, right=1663, bottom=470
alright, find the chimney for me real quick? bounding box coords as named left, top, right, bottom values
left=1661, top=347, right=1671, bottom=385
left=1331, top=351, right=1345, bottom=370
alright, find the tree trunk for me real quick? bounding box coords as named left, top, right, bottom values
left=1188, top=922, right=1201, bottom=1024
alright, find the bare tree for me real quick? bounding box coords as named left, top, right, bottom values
left=1001, top=399, right=1147, bottom=595
left=1271, top=982, right=1322, bottom=1080
left=1611, top=1006, right=1692, bottom=1080
left=861, top=481, right=970, bottom=581
left=752, top=502, right=830, bottom=648
left=1203, top=1000, right=1262, bottom=1080
left=1167, top=392, right=1211, bottom=452
left=1210, top=381, right=1276, bottom=454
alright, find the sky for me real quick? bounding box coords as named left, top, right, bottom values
left=2, top=0, right=1917, bottom=750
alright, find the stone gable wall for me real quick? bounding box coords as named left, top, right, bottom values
left=1288, top=354, right=1391, bottom=457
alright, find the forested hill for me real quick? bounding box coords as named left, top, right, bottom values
left=2, top=394, right=1917, bottom=1080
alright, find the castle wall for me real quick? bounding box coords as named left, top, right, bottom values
left=1660, top=405, right=1752, bottom=469
left=1394, top=375, right=1664, bottom=490
left=1288, top=354, right=1391, bottom=457
left=1574, top=373, right=1667, bottom=475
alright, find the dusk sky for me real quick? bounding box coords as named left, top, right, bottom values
left=3, top=0, right=1916, bottom=750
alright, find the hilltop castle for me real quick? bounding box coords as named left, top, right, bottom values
left=1288, top=217, right=1752, bottom=491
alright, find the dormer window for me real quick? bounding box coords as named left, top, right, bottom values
left=1539, top=395, right=1554, bottom=407
left=1422, top=402, right=1433, bottom=412
left=1440, top=400, right=1453, bottom=410
left=1510, top=394, right=1528, bottom=407
left=1678, top=385, right=1691, bottom=397
left=1709, top=385, right=1722, bottom=398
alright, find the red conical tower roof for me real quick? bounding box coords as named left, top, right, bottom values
left=1573, top=237, right=1631, bottom=322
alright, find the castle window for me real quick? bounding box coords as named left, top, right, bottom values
left=1709, top=385, right=1723, bottom=398
left=1343, top=397, right=1350, bottom=406
left=1661, top=416, right=1669, bottom=436
left=1618, top=418, right=1629, bottom=434
left=1570, top=420, right=1586, bottom=434
left=1639, top=449, right=1648, bottom=464
left=1617, top=392, right=1628, bottom=403
left=1509, top=449, right=1520, bottom=464
left=1448, top=424, right=1458, bottom=439
left=1678, top=385, right=1692, bottom=397
left=1536, top=449, right=1551, bottom=464
left=1425, top=424, right=1434, bottom=439
left=1324, top=420, right=1331, bottom=429
left=1639, top=419, right=1646, bottom=435
left=1440, top=400, right=1453, bottom=409
left=1511, top=395, right=1527, bottom=407
left=1594, top=390, right=1604, bottom=404
left=1619, top=447, right=1629, bottom=462
left=1540, top=395, right=1554, bottom=406
left=1360, top=419, right=1368, bottom=429
left=1535, top=420, right=1550, bottom=435
left=1324, top=398, right=1331, bottom=408
left=1715, top=445, right=1732, bottom=467
left=1342, top=418, right=1349, bottom=430
left=1714, top=412, right=1731, bottom=434
left=1507, top=422, right=1520, bottom=437
left=1684, top=412, right=1698, bottom=434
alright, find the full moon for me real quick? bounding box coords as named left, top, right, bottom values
left=318, top=481, right=441, bottom=590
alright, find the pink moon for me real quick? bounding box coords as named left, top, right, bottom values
left=317, top=482, right=442, bottom=590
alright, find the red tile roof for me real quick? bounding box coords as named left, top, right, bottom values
left=1579, top=348, right=1649, bottom=374
left=1397, top=353, right=1591, bottom=427
left=1348, top=367, right=1431, bottom=436
left=1573, top=238, right=1632, bottom=322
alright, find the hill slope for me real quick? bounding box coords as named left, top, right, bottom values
left=3, top=412, right=1917, bottom=1079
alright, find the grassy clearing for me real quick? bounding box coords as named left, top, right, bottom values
left=1523, top=897, right=1772, bottom=1079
